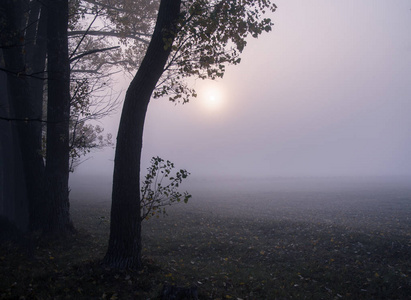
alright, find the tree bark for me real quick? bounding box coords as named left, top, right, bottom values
left=0, top=58, right=29, bottom=232
left=24, top=0, right=48, bottom=230
left=44, top=0, right=73, bottom=234
left=104, top=0, right=182, bottom=269
left=0, top=0, right=44, bottom=231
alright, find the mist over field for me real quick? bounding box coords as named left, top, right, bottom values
left=65, top=173, right=411, bottom=298
left=70, top=174, right=411, bottom=232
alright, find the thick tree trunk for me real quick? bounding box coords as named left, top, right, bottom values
left=44, top=0, right=73, bottom=234
left=26, top=2, right=48, bottom=230
left=23, top=0, right=48, bottom=230
left=0, top=0, right=44, bottom=231
left=104, top=0, right=182, bottom=269
left=0, top=60, right=29, bottom=231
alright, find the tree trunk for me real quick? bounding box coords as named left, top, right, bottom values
left=44, top=0, right=73, bottom=234
left=0, top=0, right=44, bottom=232
left=0, top=58, right=29, bottom=232
left=24, top=0, right=48, bottom=230
left=104, top=0, right=182, bottom=269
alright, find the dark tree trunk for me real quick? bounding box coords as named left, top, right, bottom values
left=44, top=0, right=73, bottom=234
left=0, top=61, right=29, bottom=231
left=24, top=0, right=48, bottom=230
left=0, top=0, right=44, bottom=231
left=104, top=0, right=182, bottom=269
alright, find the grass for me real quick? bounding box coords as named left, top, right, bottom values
left=1, top=183, right=410, bottom=299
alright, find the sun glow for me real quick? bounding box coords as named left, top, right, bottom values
left=200, top=84, right=225, bottom=111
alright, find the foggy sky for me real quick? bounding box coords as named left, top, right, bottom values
left=72, top=0, right=411, bottom=183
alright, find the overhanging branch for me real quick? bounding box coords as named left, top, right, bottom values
left=0, top=67, right=47, bottom=80
left=0, top=116, right=62, bottom=124
left=69, top=46, right=120, bottom=63
left=68, top=30, right=151, bottom=44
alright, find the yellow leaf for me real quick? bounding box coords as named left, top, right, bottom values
left=110, top=293, right=118, bottom=300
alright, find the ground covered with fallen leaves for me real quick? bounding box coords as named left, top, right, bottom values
left=1, top=178, right=410, bottom=299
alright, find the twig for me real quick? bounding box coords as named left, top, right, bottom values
left=69, top=46, right=120, bottom=63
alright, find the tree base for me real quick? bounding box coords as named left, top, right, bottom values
left=103, top=253, right=142, bottom=270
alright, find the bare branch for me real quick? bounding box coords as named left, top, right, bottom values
left=0, top=67, right=47, bottom=80
left=82, top=0, right=138, bottom=15
left=68, top=30, right=151, bottom=44
left=69, top=9, right=101, bottom=60
left=0, top=116, right=62, bottom=124
left=69, top=46, right=120, bottom=62
left=71, top=69, right=122, bottom=79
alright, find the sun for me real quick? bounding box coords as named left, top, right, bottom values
left=200, top=85, right=224, bottom=111
left=208, top=94, right=218, bottom=105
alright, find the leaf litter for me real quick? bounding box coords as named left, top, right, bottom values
left=1, top=185, right=410, bottom=299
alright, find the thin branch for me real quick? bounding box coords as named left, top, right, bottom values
left=69, top=46, right=120, bottom=62
left=82, top=0, right=157, bottom=21
left=71, top=69, right=122, bottom=79
left=0, top=67, right=47, bottom=80
left=69, top=9, right=101, bottom=60
left=82, top=0, right=134, bottom=15
left=68, top=30, right=151, bottom=44
left=0, top=116, right=63, bottom=124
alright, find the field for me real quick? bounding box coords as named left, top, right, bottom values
left=1, top=177, right=410, bottom=299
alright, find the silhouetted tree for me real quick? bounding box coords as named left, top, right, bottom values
left=0, top=0, right=46, bottom=231
left=0, top=0, right=146, bottom=233
left=104, top=0, right=182, bottom=269
left=43, top=0, right=74, bottom=233
left=1, top=0, right=74, bottom=233
left=104, top=0, right=276, bottom=269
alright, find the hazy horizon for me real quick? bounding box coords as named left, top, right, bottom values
left=69, top=172, right=411, bottom=204
left=70, top=0, right=411, bottom=185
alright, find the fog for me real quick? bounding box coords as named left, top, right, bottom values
left=70, top=0, right=411, bottom=194
left=70, top=174, right=411, bottom=242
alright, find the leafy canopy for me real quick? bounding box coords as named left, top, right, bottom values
left=65, top=0, right=276, bottom=168
left=67, top=0, right=276, bottom=105
left=154, top=0, right=277, bottom=102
